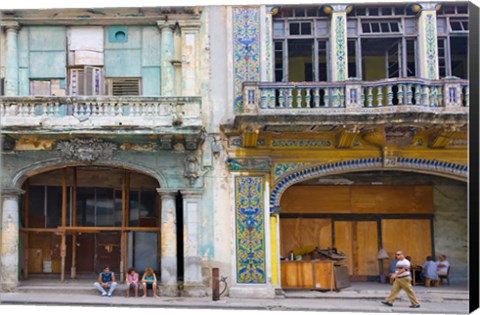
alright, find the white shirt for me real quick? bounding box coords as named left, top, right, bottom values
left=437, top=260, right=450, bottom=274
left=395, top=259, right=411, bottom=277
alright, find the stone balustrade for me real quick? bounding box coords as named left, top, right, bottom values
left=0, top=96, right=202, bottom=129
left=242, top=77, right=468, bottom=114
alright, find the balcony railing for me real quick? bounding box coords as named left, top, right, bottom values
left=242, top=78, right=469, bottom=115
left=0, top=96, right=202, bottom=129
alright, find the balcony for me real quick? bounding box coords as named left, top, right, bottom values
left=0, top=96, right=202, bottom=132
left=242, top=77, right=468, bottom=116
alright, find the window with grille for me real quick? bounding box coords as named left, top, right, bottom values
left=69, top=67, right=103, bottom=96
left=107, top=78, right=141, bottom=96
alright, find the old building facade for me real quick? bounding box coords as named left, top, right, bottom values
left=1, top=2, right=469, bottom=298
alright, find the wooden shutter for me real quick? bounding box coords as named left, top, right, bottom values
left=108, top=78, right=141, bottom=96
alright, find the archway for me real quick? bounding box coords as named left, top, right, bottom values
left=277, top=170, right=467, bottom=288
left=19, top=165, right=163, bottom=281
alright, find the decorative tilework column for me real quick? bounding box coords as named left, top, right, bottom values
left=178, top=21, right=201, bottom=97
left=157, top=20, right=176, bottom=96
left=157, top=189, right=178, bottom=297
left=3, top=22, right=20, bottom=96
left=416, top=3, right=441, bottom=80
left=181, top=189, right=206, bottom=297
left=232, top=7, right=261, bottom=113
left=326, top=5, right=350, bottom=82
left=1, top=188, right=23, bottom=292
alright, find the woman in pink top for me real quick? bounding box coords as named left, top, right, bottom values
left=125, top=268, right=139, bottom=297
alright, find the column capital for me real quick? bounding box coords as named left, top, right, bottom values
left=410, top=2, right=442, bottom=13
left=177, top=20, right=201, bottom=30
left=1, top=22, right=20, bottom=32
left=157, top=188, right=178, bottom=197
left=180, top=189, right=204, bottom=197
left=322, top=4, right=353, bottom=14
left=1, top=188, right=25, bottom=197
left=157, top=20, right=177, bottom=31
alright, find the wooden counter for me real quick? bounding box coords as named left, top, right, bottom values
left=281, top=260, right=335, bottom=290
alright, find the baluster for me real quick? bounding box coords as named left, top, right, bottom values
left=424, top=86, right=430, bottom=106
left=295, top=87, right=302, bottom=108
left=287, top=87, right=293, bottom=108
left=376, top=86, right=383, bottom=107
left=406, top=84, right=413, bottom=105
left=340, top=87, right=345, bottom=108
left=465, top=86, right=469, bottom=107
left=313, top=87, right=320, bottom=108
left=397, top=84, right=404, bottom=106
left=367, top=86, right=373, bottom=108
left=430, top=86, right=437, bottom=107
left=278, top=88, right=285, bottom=108
left=334, top=88, right=340, bottom=107
left=437, top=86, right=443, bottom=107
left=414, top=84, right=421, bottom=106
left=360, top=87, right=365, bottom=107
left=386, top=84, right=393, bottom=106
left=85, top=102, right=92, bottom=117
left=324, top=87, right=330, bottom=107
left=55, top=102, right=61, bottom=116
left=305, top=87, right=312, bottom=108
left=259, top=87, right=267, bottom=109
left=268, top=88, right=275, bottom=109
left=29, top=102, right=36, bottom=116
left=0, top=103, right=4, bottom=117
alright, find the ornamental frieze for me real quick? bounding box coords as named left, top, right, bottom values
left=227, top=158, right=272, bottom=171
left=56, top=138, right=117, bottom=162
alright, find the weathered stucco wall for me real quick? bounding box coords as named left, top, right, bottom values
left=433, top=184, right=468, bottom=282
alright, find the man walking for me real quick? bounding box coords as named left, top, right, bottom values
left=381, top=251, right=420, bottom=308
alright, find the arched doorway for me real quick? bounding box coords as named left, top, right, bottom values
left=20, top=166, right=161, bottom=280
left=278, top=171, right=467, bottom=287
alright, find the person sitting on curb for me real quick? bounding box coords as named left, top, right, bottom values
left=94, top=265, right=117, bottom=297
left=141, top=267, right=159, bottom=298
left=125, top=267, right=140, bottom=298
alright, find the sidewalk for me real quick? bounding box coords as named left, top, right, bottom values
left=0, top=280, right=470, bottom=314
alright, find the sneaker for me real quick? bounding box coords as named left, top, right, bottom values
left=409, top=304, right=420, bottom=308
left=381, top=301, right=393, bottom=307
left=107, top=293, right=112, bottom=297
left=101, top=292, right=107, bottom=296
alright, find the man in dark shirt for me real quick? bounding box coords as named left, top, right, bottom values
left=94, top=265, right=118, bottom=297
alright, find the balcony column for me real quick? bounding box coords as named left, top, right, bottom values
left=177, top=20, right=201, bottom=96
left=157, top=188, right=178, bottom=297
left=2, top=22, right=20, bottom=96
left=180, top=189, right=206, bottom=297
left=157, top=20, right=176, bottom=96
left=1, top=188, right=24, bottom=292
left=415, top=3, right=441, bottom=80
left=261, top=6, right=275, bottom=81
left=325, top=5, right=351, bottom=82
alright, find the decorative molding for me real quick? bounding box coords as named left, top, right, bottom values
left=424, top=13, right=438, bottom=80
left=235, top=176, right=266, bottom=284
left=56, top=138, right=117, bottom=162
left=274, top=162, right=309, bottom=180
left=227, top=158, right=272, bottom=171
left=184, top=154, right=200, bottom=182
left=333, top=14, right=347, bottom=81
left=270, top=157, right=467, bottom=207
left=271, top=139, right=332, bottom=148
left=233, top=7, right=261, bottom=113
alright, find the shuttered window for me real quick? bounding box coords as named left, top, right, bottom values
left=69, top=67, right=103, bottom=96
left=107, top=78, right=141, bottom=96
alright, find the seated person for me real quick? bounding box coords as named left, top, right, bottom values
left=437, top=254, right=450, bottom=276
left=142, top=267, right=159, bottom=298
left=94, top=265, right=117, bottom=297
left=422, top=256, right=439, bottom=281
left=125, top=267, right=140, bottom=298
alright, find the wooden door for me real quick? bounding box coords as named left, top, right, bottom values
left=334, top=221, right=379, bottom=278
left=76, top=233, right=95, bottom=273
left=96, top=232, right=121, bottom=273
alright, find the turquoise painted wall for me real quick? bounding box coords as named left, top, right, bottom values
left=105, top=26, right=161, bottom=95
left=29, top=27, right=66, bottom=79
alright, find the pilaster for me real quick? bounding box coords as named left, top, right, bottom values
left=180, top=189, right=206, bottom=297
left=1, top=188, right=24, bottom=292
left=157, top=188, right=178, bottom=296
left=325, top=5, right=350, bottom=82
left=178, top=20, right=201, bottom=96
left=157, top=20, right=176, bottom=96
left=415, top=3, right=441, bottom=80
left=2, top=22, right=20, bottom=96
